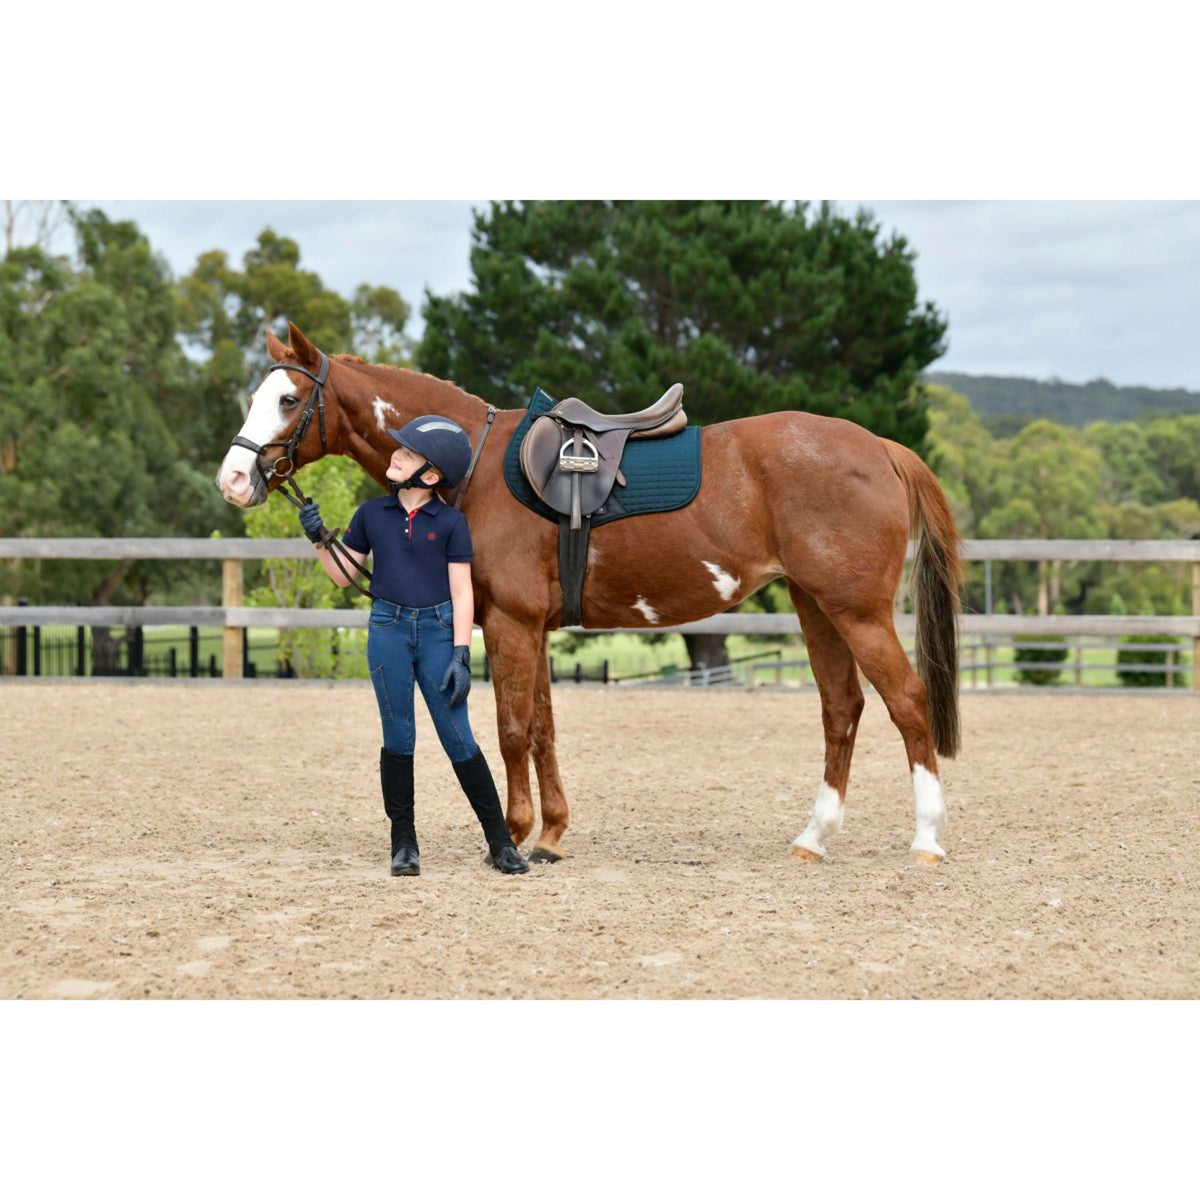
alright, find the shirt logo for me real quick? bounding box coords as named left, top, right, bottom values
left=427, top=531, right=437, bottom=541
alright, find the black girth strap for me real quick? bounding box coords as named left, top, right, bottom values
left=557, top=514, right=590, bottom=628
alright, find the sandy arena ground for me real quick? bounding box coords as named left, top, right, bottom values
left=1, top=681, right=1197, bottom=999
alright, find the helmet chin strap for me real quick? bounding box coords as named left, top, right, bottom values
left=390, top=461, right=437, bottom=491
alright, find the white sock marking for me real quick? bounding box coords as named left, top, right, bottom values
left=373, top=395, right=399, bottom=431
left=633, top=597, right=660, bottom=623
left=792, top=781, right=844, bottom=859
left=702, top=560, right=741, bottom=602
left=911, top=763, right=947, bottom=858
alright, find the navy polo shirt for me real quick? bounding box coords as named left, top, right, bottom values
left=341, top=494, right=474, bottom=608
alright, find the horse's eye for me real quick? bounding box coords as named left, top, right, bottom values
left=280, top=395, right=300, bottom=409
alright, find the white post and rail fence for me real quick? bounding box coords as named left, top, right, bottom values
left=2, top=538, right=1199, bottom=689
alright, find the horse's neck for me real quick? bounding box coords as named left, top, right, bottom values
left=333, top=361, right=492, bottom=486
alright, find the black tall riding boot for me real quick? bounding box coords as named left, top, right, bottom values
left=380, top=747, right=419, bottom=877
left=451, top=750, right=529, bottom=875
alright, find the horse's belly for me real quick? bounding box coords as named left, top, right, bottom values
left=580, top=511, right=777, bottom=629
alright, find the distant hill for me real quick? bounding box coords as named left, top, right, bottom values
left=924, top=372, right=1200, bottom=434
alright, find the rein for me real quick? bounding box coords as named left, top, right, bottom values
left=228, top=351, right=377, bottom=599
left=228, top=352, right=498, bottom=602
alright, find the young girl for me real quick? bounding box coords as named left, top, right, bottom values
left=298, top=416, right=529, bottom=877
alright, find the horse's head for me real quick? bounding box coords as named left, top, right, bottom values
left=215, top=322, right=336, bottom=507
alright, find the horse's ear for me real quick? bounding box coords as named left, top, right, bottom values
left=265, top=329, right=288, bottom=363
left=287, top=322, right=321, bottom=370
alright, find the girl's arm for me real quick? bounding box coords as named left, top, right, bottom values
left=448, top=561, right=474, bottom=646
left=314, top=543, right=370, bottom=589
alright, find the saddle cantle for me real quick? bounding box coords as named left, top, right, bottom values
left=511, top=384, right=697, bottom=628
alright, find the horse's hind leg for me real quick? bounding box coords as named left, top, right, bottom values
left=787, top=584, right=865, bottom=862
left=528, top=636, right=570, bottom=862
left=824, top=604, right=947, bottom=862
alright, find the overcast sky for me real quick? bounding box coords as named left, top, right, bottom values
left=46, top=199, right=1195, bottom=393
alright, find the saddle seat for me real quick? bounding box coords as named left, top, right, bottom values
left=551, top=384, right=686, bottom=438
left=519, top=383, right=688, bottom=532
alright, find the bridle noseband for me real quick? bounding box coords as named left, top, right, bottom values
left=228, top=352, right=330, bottom=508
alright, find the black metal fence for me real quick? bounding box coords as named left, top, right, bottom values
left=0, top=623, right=298, bottom=679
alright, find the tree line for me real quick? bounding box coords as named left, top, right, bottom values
left=926, top=371, right=1200, bottom=434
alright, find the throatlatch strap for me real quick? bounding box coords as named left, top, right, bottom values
left=557, top=514, right=591, bottom=628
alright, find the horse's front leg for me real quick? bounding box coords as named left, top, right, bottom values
left=528, top=635, right=569, bottom=863
left=480, top=611, right=542, bottom=848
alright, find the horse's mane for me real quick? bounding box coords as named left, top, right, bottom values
left=331, top=354, right=496, bottom=410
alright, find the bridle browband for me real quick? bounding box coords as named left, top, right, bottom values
left=226, top=348, right=495, bottom=601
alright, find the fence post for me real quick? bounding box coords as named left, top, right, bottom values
left=222, top=557, right=243, bottom=679
left=1193, top=562, right=1200, bottom=693
left=76, top=626, right=86, bottom=677
left=189, top=626, right=200, bottom=678
left=15, top=597, right=28, bottom=676
left=32, top=625, right=41, bottom=677
left=1166, top=648, right=1175, bottom=689
left=1074, top=642, right=1083, bottom=687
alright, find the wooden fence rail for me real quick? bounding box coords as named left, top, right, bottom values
left=3, top=539, right=1199, bottom=687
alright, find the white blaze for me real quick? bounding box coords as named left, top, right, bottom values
left=633, top=597, right=660, bottom=623
left=792, top=781, right=844, bottom=859
left=373, top=395, right=399, bottom=430
left=216, top=371, right=295, bottom=502
left=702, top=560, right=741, bottom=602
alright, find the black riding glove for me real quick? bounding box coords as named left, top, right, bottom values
left=441, top=645, right=472, bottom=707
left=299, top=501, right=331, bottom=546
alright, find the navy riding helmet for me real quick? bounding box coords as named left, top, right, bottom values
left=388, top=416, right=472, bottom=489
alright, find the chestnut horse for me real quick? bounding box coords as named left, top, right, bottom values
left=216, top=323, right=963, bottom=864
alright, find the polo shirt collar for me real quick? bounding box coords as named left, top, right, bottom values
left=382, top=491, right=445, bottom=516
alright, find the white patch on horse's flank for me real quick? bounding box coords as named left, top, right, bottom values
left=373, top=395, right=399, bottom=431
left=633, top=597, right=660, bottom=623
left=846, top=722, right=855, bottom=739
left=218, top=369, right=295, bottom=491
left=910, top=763, right=947, bottom=858
left=702, top=560, right=741, bottom=602
left=792, top=780, right=844, bottom=859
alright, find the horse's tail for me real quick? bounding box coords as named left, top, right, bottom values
left=882, top=439, right=964, bottom=759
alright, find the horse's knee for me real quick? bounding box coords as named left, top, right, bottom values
left=497, top=718, right=532, bottom=763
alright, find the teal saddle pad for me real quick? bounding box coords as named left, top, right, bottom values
left=502, top=387, right=702, bottom=527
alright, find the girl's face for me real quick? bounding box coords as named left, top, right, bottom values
left=386, top=444, right=441, bottom=488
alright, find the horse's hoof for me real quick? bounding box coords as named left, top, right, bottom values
left=528, top=847, right=563, bottom=864
left=791, top=844, right=824, bottom=863
left=910, top=850, right=944, bottom=865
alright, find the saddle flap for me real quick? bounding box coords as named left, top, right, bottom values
left=519, top=415, right=630, bottom=518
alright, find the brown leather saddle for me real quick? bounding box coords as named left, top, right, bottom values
left=517, top=384, right=688, bottom=627
left=519, top=384, right=686, bottom=531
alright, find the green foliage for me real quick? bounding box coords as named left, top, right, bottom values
left=241, top=456, right=373, bottom=678
left=0, top=216, right=236, bottom=603
left=1117, top=635, right=1184, bottom=688
left=420, top=201, right=946, bottom=452
left=926, top=372, right=1200, bottom=427
left=1013, top=636, right=1068, bottom=685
